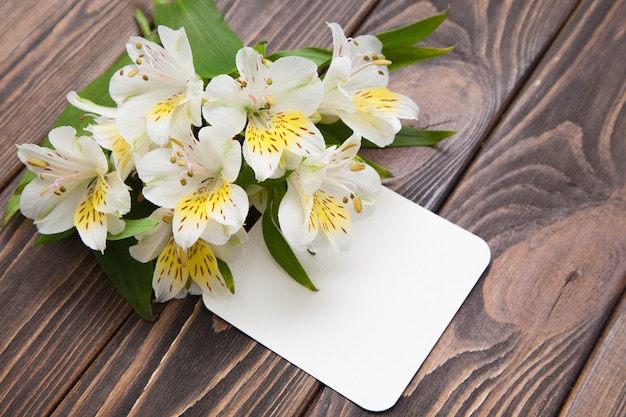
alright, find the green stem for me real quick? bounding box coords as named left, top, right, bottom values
left=134, top=9, right=152, bottom=38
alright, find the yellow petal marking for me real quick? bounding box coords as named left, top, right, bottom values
left=154, top=236, right=188, bottom=297
left=353, top=87, right=401, bottom=116
left=175, top=185, right=210, bottom=234
left=148, top=93, right=185, bottom=123
left=188, top=239, right=227, bottom=295
left=206, top=178, right=236, bottom=223
left=111, top=134, right=132, bottom=175
left=309, top=190, right=350, bottom=238
left=74, top=176, right=107, bottom=234
left=245, top=110, right=317, bottom=158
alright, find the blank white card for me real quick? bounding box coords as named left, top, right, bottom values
left=204, top=187, right=491, bottom=411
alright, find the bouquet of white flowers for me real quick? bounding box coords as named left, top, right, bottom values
left=5, top=0, right=453, bottom=320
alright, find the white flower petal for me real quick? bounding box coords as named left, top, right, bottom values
left=158, top=26, right=195, bottom=75
left=267, top=56, right=323, bottom=116
left=196, top=126, right=241, bottom=181
left=236, top=47, right=267, bottom=96
left=107, top=215, right=125, bottom=235
left=137, top=148, right=198, bottom=208
left=278, top=182, right=311, bottom=252
left=341, top=113, right=396, bottom=147
left=20, top=179, right=85, bottom=235
left=67, top=91, right=117, bottom=119
left=351, top=34, right=383, bottom=56
left=199, top=220, right=231, bottom=246
left=101, top=172, right=131, bottom=215
left=188, top=239, right=230, bottom=297
left=129, top=208, right=173, bottom=263
left=243, top=111, right=325, bottom=181
left=153, top=236, right=188, bottom=302
left=203, top=74, right=249, bottom=134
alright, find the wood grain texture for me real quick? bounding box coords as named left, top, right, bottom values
left=55, top=299, right=321, bottom=416
left=0, top=0, right=155, bottom=191
left=2, top=0, right=624, bottom=415
left=559, top=293, right=626, bottom=417
left=0, top=219, right=132, bottom=416
left=358, top=0, right=579, bottom=210
left=307, top=0, right=626, bottom=415
left=0, top=0, right=153, bottom=415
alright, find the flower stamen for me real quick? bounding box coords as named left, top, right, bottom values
left=26, top=158, right=48, bottom=168
left=350, top=163, right=366, bottom=171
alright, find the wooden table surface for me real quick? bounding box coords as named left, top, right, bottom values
left=1, top=0, right=625, bottom=415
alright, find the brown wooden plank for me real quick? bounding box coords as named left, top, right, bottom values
left=54, top=299, right=321, bottom=416
left=559, top=293, right=626, bottom=417
left=359, top=0, right=579, bottom=210
left=0, top=1, right=155, bottom=416
left=51, top=0, right=583, bottom=414
left=308, top=0, right=626, bottom=415
left=0, top=0, right=155, bottom=191
left=0, top=219, right=132, bottom=416
left=0, top=0, right=598, bottom=416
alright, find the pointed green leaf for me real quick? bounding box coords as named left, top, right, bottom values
left=252, top=40, right=268, bottom=56
left=134, top=8, right=152, bottom=38
left=262, top=186, right=318, bottom=291
left=217, top=258, right=235, bottom=294
left=107, top=218, right=159, bottom=241
left=317, top=120, right=353, bottom=145
left=235, top=163, right=257, bottom=189
left=390, top=126, right=455, bottom=147
left=95, top=238, right=155, bottom=320
left=357, top=155, right=394, bottom=179
left=385, top=45, right=455, bottom=71
left=376, top=9, right=449, bottom=47
left=153, top=0, right=243, bottom=78
left=3, top=181, right=27, bottom=225
left=33, top=229, right=76, bottom=245
left=361, top=125, right=454, bottom=148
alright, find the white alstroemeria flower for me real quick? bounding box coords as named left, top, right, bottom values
left=203, top=46, right=325, bottom=181
left=130, top=208, right=247, bottom=301
left=278, top=134, right=381, bottom=253
left=318, top=23, right=419, bottom=147
left=17, top=126, right=131, bottom=252
left=110, top=26, right=204, bottom=146
left=136, top=126, right=248, bottom=250
left=67, top=91, right=152, bottom=180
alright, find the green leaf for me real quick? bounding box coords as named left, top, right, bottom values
left=95, top=238, right=155, bottom=320
left=134, top=8, right=152, bottom=38
left=217, top=258, right=235, bottom=294
left=2, top=185, right=25, bottom=225
left=235, top=163, right=257, bottom=189
left=107, top=218, right=158, bottom=241
left=252, top=40, right=268, bottom=56
left=391, top=126, right=455, bottom=147
left=153, top=0, right=243, bottom=78
left=34, top=229, right=76, bottom=245
left=376, top=9, right=449, bottom=48
left=317, top=120, right=353, bottom=145
left=385, top=45, right=455, bottom=71
left=359, top=126, right=455, bottom=148
left=268, top=47, right=332, bottom=68
left=357, top=155, right=394, bottom=179
left=262, top=186, right=318, bottom=291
